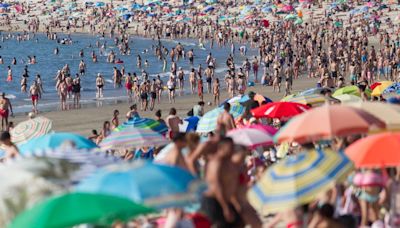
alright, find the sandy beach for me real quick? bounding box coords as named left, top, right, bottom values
left=11, top=77, right=317, bottom=135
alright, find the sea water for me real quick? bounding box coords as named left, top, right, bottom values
left=0, top=33, right=257, bottom=113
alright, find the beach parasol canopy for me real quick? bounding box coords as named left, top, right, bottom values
left=197, top=103, right=244, bottom=133
left=248, top=148, right=353, bottom=213
left=383, top=82, right=400, bottom=94
left=275, top=105, right=386, bottom=144
left=333, top=85, right=371, bottom=97
left=0, top=3, right=10, bottom=8
left=100, top=127, right=168, bottom=151
left=281, top=93, right=326, bottom=106
left=18, top=133, right=97, bottom=154
left=11, top=116, right=52, bottom=145
left=76, top=161, right=206, bottom=209
left=245, top=124, right=278, bottom=135
left=226, top=128, right=273, bottom=148
left=21, top=148, right=121, bottom=183
left=294, top=17, right=303, bottom=25
left=9, top=192, right=154, bottom=228
left=116, top=117, right=168, bottom=134
left=371, top=81, right=394, bottom=96
left=333, top=94, right=362, bottom=103
left=95, top=1, right=105, bottom=7
left=282, top=5, right=294, bottom=12
left=284, top=14, right=297, bottom=20
left=343, top=102, right=400, bottom=131
left=251, top=102, right=309, bottom=119
left=345, top=133, right=400, bottom=168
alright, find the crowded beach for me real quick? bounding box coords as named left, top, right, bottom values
left=0, top=0, right=400, bottom=227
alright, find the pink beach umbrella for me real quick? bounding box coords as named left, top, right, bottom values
left=282, top=5, right=294, bottom=12
left=227, top=128, right=273, bottom=149
left=246, top=124, right=278, bottom=136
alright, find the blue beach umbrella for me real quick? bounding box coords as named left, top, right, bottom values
left=76, top=161, right=206, bottom=209
left=383, top=82, right=400, bottom=94
left=116, top=117, right=168, bottom=135
left=0, top=3, right=10, bottom=8
left=197, top=103, right=244, bottom=133
left=18, top=133, right=98, bottom=154
left=95, top=2, right=105, bottom=7
left=248, top=148, right=354, bottom=213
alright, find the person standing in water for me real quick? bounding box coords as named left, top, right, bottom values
left=96, top=73, right=105, bottom=98
left=29, top=81, right=40, bottom=113
left=0, top=93, right=13, bottom=131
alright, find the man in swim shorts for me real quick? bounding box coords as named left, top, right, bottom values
left=29, top=81, right=40, bottom=113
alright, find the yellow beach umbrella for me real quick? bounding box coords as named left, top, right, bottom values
left=283, top=94, right=326, bottom=106
left=371, top=81, right=394, bottom=97
left=248, top=148, right=353, bottom=214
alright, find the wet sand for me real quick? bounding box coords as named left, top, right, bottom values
left=11, top=77, right=317, bottom=135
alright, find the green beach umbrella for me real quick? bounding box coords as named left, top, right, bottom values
left=333, top=85, right=371, bottom=97
left=294, top=18, right=303, bottom=25
left=284, top=14, right=297, bottom=20
left=9, top=192, right=154, bottom=228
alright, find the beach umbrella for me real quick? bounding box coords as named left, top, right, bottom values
left=22, top=148, right=121, bottom=183
left=0, top=3, right=10, bottom=8
left=251, top=102, right=310, bottom=119
left=206, top=0, right=217, bottom=4
left=344, top=102, right=400, bottom=131
left=282, top=5, right=294, bottom=12
left=248, top=148, right=353, bottom=213
left=281, top=94, right=326, bottom=106
left=333, top=94, right=362, bottom=104
left=204, top=6, right=214, bottom=13
left=333, top=85, right=371, bottom=97
left=76, top=161, right=206, bottom=209
left=116, top=117, right=168, bottom=134
left=245, top=124, right=278, bottom=136
left=18, top=133, right=97, bottom=154
left=345, top=133, right=400, bottom=168
left=227, top=128, right=273, bottom=148
left=299, top=88, right=327, bottom=96
left=275, top=105, right=386, bottom=144
left=95, top=1, right=105, bottom=7
left=100, top=127, right=168, bottom=151
left=262, top=7, right=272, bottom=13
left=11, top=116, right=52, bottom=145
left=371, top=81, right=394, bottom=96
left=9, top=192, right=154, bottom=228
left=294, top=18, right=303, bottom=25
left=383, top=82, right=400, bottom=94
left=284, top=14, right=297, bottom=20
left=197, top=103, right=245, bottom=133
left=238, top=94, right=272, bottom=105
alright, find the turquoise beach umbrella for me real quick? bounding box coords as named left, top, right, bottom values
left=196, top=103, right=244, bottom=133
left=18, top=132, right=98, bottom=154
left=76, top=161, right=206, bottom=209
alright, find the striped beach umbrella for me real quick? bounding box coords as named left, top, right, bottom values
left=20, top=148, right=122, bottom=183
left=197, top=103, right=245, bottom=133
left=282, top=94, right=326, bottom=106
left=100, top=128, right=169, bottom=150
left=248, top=149, right=354, bottom=213
left=115, top=117, right=168, bottom=135
left=11, top=116, right=52, bottom=145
